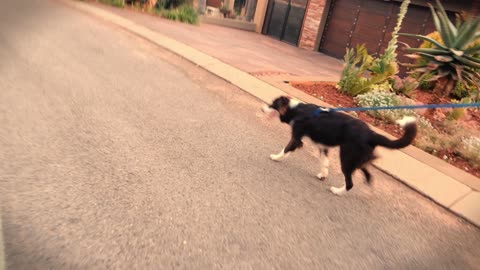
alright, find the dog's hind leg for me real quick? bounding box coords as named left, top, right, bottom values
left=330, top=167, right=354, bottom=196
left=330, top=144, right=357, bottom=196
left=316, top=148, right=329, bottom=180
left=361, top=167, right=372, bottom=184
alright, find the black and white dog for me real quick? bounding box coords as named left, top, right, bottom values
left=262, top=96, right=417, bottom=195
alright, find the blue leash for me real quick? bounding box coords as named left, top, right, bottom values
left=314, top=102, right=480, bottom=115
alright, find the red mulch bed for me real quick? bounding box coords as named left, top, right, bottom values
left=290, top=81, right=480, bottom=178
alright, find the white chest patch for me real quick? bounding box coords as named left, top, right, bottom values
left=288, top=99, right=301, bottom=108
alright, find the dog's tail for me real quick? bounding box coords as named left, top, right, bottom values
left=370, top=116, right=417, bottom=149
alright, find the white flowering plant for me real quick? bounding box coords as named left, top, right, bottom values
left=355, top=90, right=415, bottom=122
left=355, top=89, right=434, bottom=130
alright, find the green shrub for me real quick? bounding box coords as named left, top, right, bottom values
left=391, top=76, right=418, bottom=97
left=177, top=5, right=198, bottom=23
left=446, top=108, right=465, bottom=120
left=100, top=0, right=125, bottom=7
left=446, top=97, right=474, bottom=120
left=157, top=4, right=198, bottom=24
left=417, top=72, right=435, bottom=90
left=336, top=44, right=374, bottom=96
left=371, top=81, right=392, bottom=92
left=161, top=8, right=178, bottom=20
left=155, top=0, right=187, bottom=9
left=451, top=81, right=472, bottom=100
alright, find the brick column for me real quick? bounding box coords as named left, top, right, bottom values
left=298, top=0, right=327, bottom=50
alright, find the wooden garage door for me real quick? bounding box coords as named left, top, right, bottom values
left=318, top=0, right=447, bottom=67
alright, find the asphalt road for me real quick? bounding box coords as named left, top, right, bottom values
left=1, top=0, right=480, bottom=269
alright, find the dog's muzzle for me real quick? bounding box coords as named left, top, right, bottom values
left=261, top=104, right=272, bottom=113
left=261, top=104, right=278, bottom=119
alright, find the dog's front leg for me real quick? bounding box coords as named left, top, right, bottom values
left=270, top=148, right=290, bottom=161
left=270, top=138, right=303, bottom=162
left=316, top=148, right=330, bottom=180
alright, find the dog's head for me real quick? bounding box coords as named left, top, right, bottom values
left=261, top=96, right=300, bottom=122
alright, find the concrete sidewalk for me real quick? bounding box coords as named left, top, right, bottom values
left=80, top=1, right=344, bottom=79
left=66, top=0, right=479, bottom=228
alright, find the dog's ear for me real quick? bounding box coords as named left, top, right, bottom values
left=277, top=96, right=290, bottom=115
left=278, top=96, right=290, bottom=106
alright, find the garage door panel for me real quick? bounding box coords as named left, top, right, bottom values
left=398, top=35, right=422, bottom=46
left=353, top=24, right=384, bottom=42
left=323, top=30, right=350, bottom=47
left=266, top=0, right=307, bottom=45
left=385, top=18, right=428, bottom=35
left=401, top=21, right=430, bottom=35
left=352, top=32, right=382, bottom=48
left=283, top=5, right=307, bottom=45
left=356, top=11, right=387, bottom=29
left=330, top=5, right=357, bottom=19
left=361, top=0, right=390, bottom=13
left=350, top=37, right=379, bottom=55
left=404, top=6, right=432, bottom=23
left=267, top=1, right=289, bottom=40
left=328, top=18, right=354, bottom=34
left=334, top=0, right=358, bottom=10
left=321, top=43, right=348, bottom=59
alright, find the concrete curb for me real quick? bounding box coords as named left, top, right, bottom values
left=66, top=0, right=480, bottom=228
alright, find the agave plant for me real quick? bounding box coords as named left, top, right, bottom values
left=399, top=0, right=480, bottom=98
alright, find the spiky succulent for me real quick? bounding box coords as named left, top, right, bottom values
left=398, top=0, right=480, bottom=97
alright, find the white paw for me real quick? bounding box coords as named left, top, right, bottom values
left=396, top=116, right=416, bottom=127
left=316, top=169, right=329, bottom=180
left=330, top=185, right=346, bottom=196
left=270, top=153, right=283, bottom=161
left=270, top=149, right=289, bottom=162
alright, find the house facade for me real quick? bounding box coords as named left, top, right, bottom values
left=257, top=0, right=480, bottom=61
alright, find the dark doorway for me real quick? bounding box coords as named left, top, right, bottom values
left=265, top=0, right=308, bottom=45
